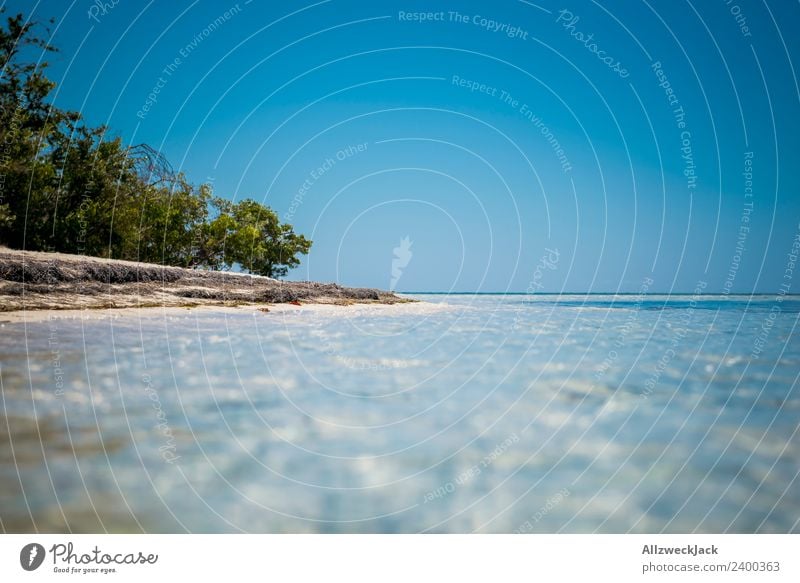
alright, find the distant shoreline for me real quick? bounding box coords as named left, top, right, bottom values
left=0, top=247, right=410, bottom=313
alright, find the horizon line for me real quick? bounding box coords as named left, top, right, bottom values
left=395, top=291, right=800, bottom=296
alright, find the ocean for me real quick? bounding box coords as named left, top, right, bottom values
left=1, top=294, right=798, bottom=533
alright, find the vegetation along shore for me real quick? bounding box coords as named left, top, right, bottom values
left=0, top=11, right=408, bottom=312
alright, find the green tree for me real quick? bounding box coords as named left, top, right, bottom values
left=0, top=9, right=312, bottom=278
left=205, top=198, right=312, bottom=278
left=1, top=9, right=78, bottom=250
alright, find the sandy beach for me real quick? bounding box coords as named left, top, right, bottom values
left=0, top=298, right=456, bottom=324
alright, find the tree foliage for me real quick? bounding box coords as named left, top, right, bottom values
left=0, top=9, right=310, bottom=277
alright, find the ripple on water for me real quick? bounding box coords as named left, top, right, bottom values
left=0, top=295, right=797, bottom=532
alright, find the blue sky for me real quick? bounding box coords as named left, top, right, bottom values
left=7, top=0, right=800, bottom=292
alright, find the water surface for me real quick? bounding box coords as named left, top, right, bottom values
left=1, top=294, right=798, bottom=532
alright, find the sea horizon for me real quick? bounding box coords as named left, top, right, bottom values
left=397, top=291, right=800, bottom=296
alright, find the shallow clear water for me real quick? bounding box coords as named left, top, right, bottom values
left=1, top=294, right=798, bottom=533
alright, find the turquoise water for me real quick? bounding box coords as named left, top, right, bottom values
left=1, top=294, right=798, bottom=533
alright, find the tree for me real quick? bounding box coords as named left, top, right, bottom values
left=0, top=9, right=311, bottom=278
left=204, top=198, right=312, bottom=278
left=1, top=9, right=78, bottom=250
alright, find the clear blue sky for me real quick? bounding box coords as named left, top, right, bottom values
left=8, top=0, right=800, bottom=293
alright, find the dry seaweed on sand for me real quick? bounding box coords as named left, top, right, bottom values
left=0, top=248, right=412, bottom=312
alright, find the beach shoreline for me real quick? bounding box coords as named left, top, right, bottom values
left=0, top=301, right=445, bottom=324
left=0, top=247, right=411, bottom=314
